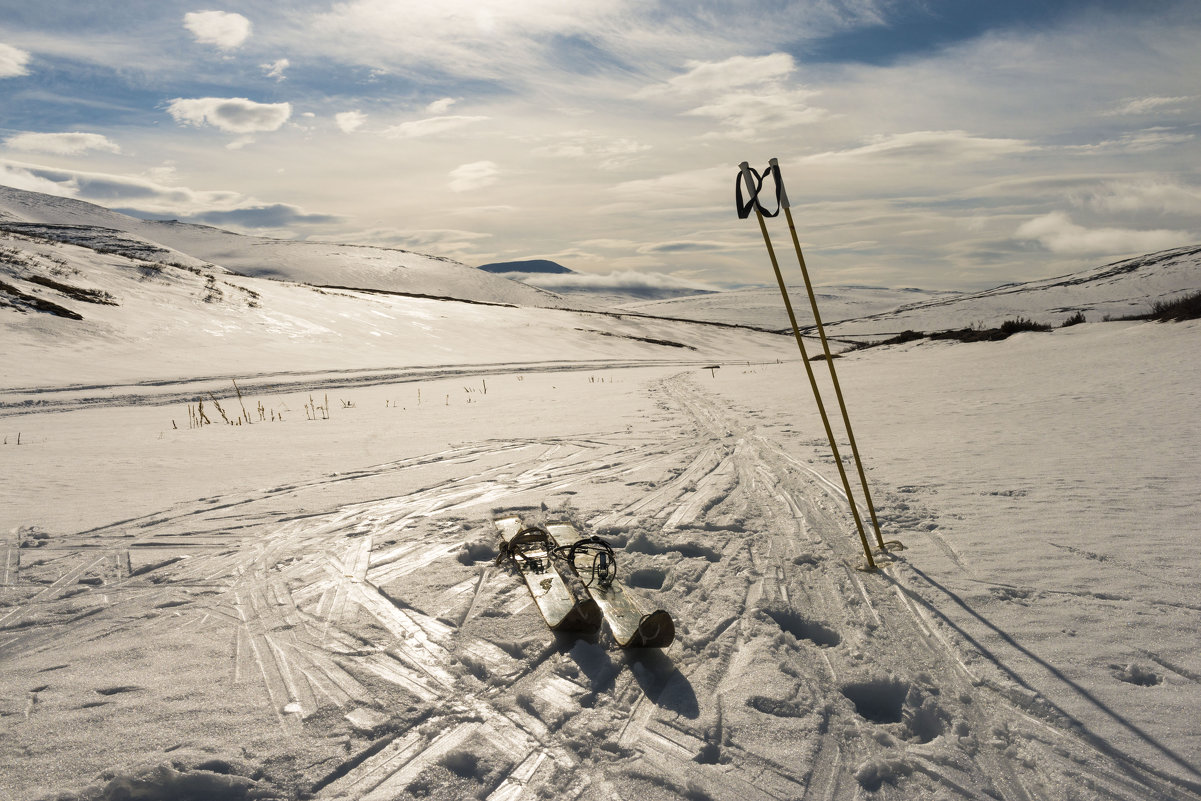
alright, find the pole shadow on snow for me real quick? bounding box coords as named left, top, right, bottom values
left=883, top=561, right=1201, bottom=791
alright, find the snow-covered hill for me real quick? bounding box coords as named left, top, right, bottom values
left=622, top=284, right=960, bottom=330
left=819, top=243, right=1201, bottom=338
left=627, top=245, right=1201, bottom=339
left=0, top=186, right=567, bottom=309
left=0, top=194, right=787, bottom=389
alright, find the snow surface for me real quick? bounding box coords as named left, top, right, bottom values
left=2, top=187, right=1200, bottom=801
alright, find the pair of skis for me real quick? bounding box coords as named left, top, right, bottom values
left=494, top=515, right=674, bottom=648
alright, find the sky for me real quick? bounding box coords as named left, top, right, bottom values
left=1, top=0, right=1199, bottom=292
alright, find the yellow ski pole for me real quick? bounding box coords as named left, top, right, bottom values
left=737, top=162, right=876, bottom=571
left=769, top=159, right=901, bottom=553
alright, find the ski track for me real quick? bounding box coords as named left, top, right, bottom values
left=3, top=371, right=1198, bottom=801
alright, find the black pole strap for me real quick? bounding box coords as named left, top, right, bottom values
left=736, top=161, right=783, bottom=219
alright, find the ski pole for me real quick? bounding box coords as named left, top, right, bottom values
left=737, top=162, right=876, bottom=571
left=769, top=159, right=899, bottom=553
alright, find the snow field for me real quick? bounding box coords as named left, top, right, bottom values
left=4, top=326, right=1200, bottom=800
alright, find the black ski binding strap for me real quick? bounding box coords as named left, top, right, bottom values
left=554, top=536, right=617, bottom=588
left=496, top=526, right=552, bottom=573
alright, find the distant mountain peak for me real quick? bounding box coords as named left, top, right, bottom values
left=478, top=259, right=575, bottom=274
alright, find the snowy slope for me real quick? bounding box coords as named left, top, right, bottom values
left=0, top=228, right=784, bottom=389
left=819, top=243, right=1201, bottom=338
left=0, top=185, right=567, bottom=309
left=624, top=245, right=1201, bottom=339
left=622, top=284, right=959, bottom=330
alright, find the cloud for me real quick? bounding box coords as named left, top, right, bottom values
left=425, top=97, right=457, bottom=114
left=449, top=161, right=500, bottom=193
left=1, top=161, right=70, bottom=194
left=326, top=227, right=491, bottom=253
left=5, top=132, right=121, bottom=155
left=184, top=10, right=252, bottom=50
left=1107, top=95, right=1197, bottom=116
left=335, top=110, right=367, bottom=133
left=1065, top=128, right=1194, bottom=154
left=166, top=97, right=292, bottom=134
left=532, top=131, right=651, bottom=169
left=1015, top=212, right=1193, bottom=256
left=610, top=165, right=730, bottom=209
left=1079, top=180, right=1201, bottom=217
left=0, top=159, right=336, bottom=231
left=515, top=269, right=720, bottom=297
left=578, top=238, right=638, bottom=249
left=185, top=204, right=341, bottom=228
left=804, top=130, right=1033, bottom=163
left=638, top=54, right=828, bottom=139
left=0, top=42, right=31, bottom=78
left=383, top=115, right=489, bottom=139
left=636, top=240, right=741, bottom=254
left=261, top=58, right=289, bottom=81
left=648, top=53, right=796, bottom=97
left=305, top=0, right=636, bottom=83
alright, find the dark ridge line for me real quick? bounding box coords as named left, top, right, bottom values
left=314, top=284, right=786, bottom=335
left=312, top=284, right=520, bottom=308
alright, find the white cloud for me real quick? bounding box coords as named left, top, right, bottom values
left=307, top=0, right=634, bottom=82
left=532, top=131, right=650, bottom=169
left=184, top=10, right=252, bottom=50
left=805, top=130, right=1033, bottom=163
left=261, top=58, right=290, bottom=81
left=1080, top=181, right=1201, bottom=217
left=1, top=161, right=69, bottom=194
left=648, top=53, right=796, bottom=97
left=449, top=161, right=500, bottom=193
left=335, top=111, right=367, bottom=133
left=517, top=269, right=720, bottom=296
left=1015, top=212, right=1193, bottom=256
left=166, top=97, right=292, bottom=134
left=425, top=98, right=457, bottom=114
left=1107, top=95, right=1197, bottom=116
left=0, top=43, right=31, bottom=78
left=639, top=54, right=827, bottom=139
left=384, top=115, right=489, bottom=139
left=4, top=132, right=121, bottom=156
left=326, top=227, right=491, bottom=253
left=1066, top=128, right=1194, bottom=154
left=0, top=158, right=338, bottom=230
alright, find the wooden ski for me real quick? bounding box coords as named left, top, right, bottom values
left=545, top=521, right=675, bottom=648
left=494, top=515, right=600, bottom=632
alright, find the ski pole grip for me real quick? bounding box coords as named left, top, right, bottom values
left=738, top=161, right=757, bottom=192
left=736, top=161, right=759, bottom=219
left=768, top=158, right=791, bottom=210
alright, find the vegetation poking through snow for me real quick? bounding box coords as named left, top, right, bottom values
left=1125, top=290, right=1201, bottom=322
left=850, top=317, right=1059, bottom=352
left=24, top=275, right=117, bottom=306
left=0, top=278, right=84, bottom=319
